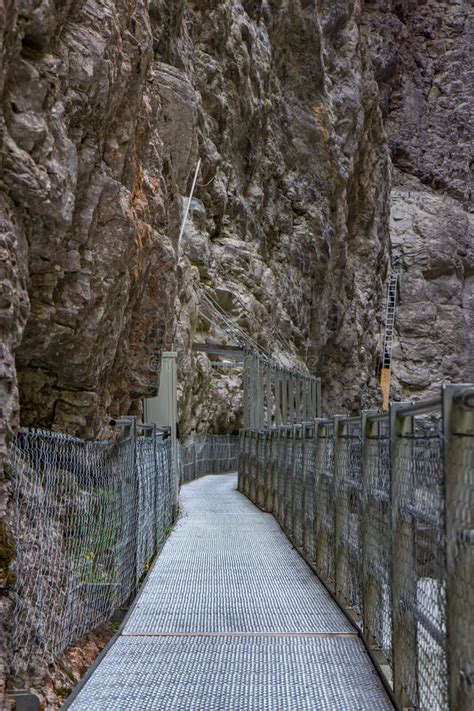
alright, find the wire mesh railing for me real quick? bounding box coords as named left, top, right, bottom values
left=238, top=384, right=474, bottom=711
left=9, top=419, right=174, bottom=675
left=10, top=422, right=239, bottom=674
left=180, top=434, right=239, bottom=483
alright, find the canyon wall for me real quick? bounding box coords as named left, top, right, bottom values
left=1, top=0, right=390, bottom=449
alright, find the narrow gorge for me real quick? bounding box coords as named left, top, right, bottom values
left=0, top=1, right=472, bottom=707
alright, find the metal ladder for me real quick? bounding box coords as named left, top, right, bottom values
left=380, top=271, right=399, bottom=409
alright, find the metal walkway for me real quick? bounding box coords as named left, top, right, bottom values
left=68, top=475, right=393, bottom=710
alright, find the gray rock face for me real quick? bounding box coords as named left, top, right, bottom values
left=363, top=0, right=474, bottom=397
left=158, top=0, right=391, bottom=429
left=1, top=1, right=186, bottom=444
left=0, top=2, right=390, bottom=444
left=390, top=172, right=474, bottom=397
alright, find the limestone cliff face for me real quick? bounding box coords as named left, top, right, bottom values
left=154, top=0, right=390, bottom=430
left=363, top=0, right=474, bottom=397
left=1, top=0, right=390, bottom=448
left=1, top=1, right=187, bottom=447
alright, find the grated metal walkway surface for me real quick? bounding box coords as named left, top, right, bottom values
left=68, top=475, right=393, bottom=710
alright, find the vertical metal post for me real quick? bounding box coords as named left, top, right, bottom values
left=114, top=416, right=138, bottom=598
left=292, top=425, right=299, bottom=542
left=443, top=385, right=474, bottom=710
left=316, top=378, right=322, bottom=418
left=308, top=378, right=313, bottom=420
left=361, top=411, right=380, bottom=646
left=390, top=401, right=417, bottom=708
left=301, top=423, right=310, bottom=556
left=243, top=353, right=249, bottom=429
left=149, top=423, right=159, bottom=553
left=334, top=415, right=347, bottom=605
left=295, top=377, right=302, bottom=424
left=250, top=356, right=257, bottom=429
left=267, top=366, right=273, bottom=427
left=289, top=373, right=295, bottom=425
left=306, top=378, right=311, bottom=421
left=257, top=357, right=264, bottom=429
left=275, top=368, right=282, bottom=427
left=282, top=372, right=288, bottom=426
left=167, top=353, right=179, bottom=518
left=265, top=431, right=274, bottom=512
left=314, top=417, right=330, bottom=586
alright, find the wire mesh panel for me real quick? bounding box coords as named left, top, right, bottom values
left=267, top=430, right=278, bottom=513
left=443, top=385, right=474, bottom=711
left=256, top=433, right=267, bottom=509
left=292, top=427, right=304, bottom=547
left=136, top=436, right=157, bottom=582
left=10, top=425, right=177, bottom=675
left=248, top=433, right=258, bottom=502
left=335, top=420, right=363, bottom=622
left=392, top=409, right=448, bottom=710
left=314, top=422, right=336, bottom=593
left=237, top=386, right=474, bottom=711
left=284, top=429, right=295, bottom=534
left=303, top=426, right=316, bottom=560
left=275, top=429, right=287, bottom=524
left=180, top=434, right=239, bottom=484
left=154, top=439, right=173, bottom=551
left=362, top=417, right=392, bottom=660
left=237, top=431, right=249, bottom=494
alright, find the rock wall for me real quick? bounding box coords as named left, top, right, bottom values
left=363, top=0, right=474, bottom=397
left=0, top=1, right=391, bottom=443
left=160, top=0, right=390, bottom=429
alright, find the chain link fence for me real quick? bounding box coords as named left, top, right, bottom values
left=10, top=424, right=239, bottom=674
left=10, top=421, right=176, bottom=675
left=238, top=384, right=474, bottom=711
left=180, top=434, right=239, bottom=483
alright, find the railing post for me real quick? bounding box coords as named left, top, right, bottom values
left=443, top=385, right=474, bottom=710
left=256, top=430, right=264, bottom=509
left=281, top=372, right=287, bottom=425
left=361, top=411, right=380, bottom=647
left=275, top=369, right=281, bottom=427
left=314, top=418, right=336, bottom=591
left=243, top=354, right=248, bottom=429
left=148, top=423, right=158, bottom=555
left=279, top=426, right=289, bottom=525
left=334, top=415, right=346, bottom=605
left=265, top=430, right=274, bottom=512
left=258, top=358, right=265, bottom=429
left=301, top=423, right=307, bottom=550
left=295, top=377, right=302, bottom=423
left=302, top=422, right=314, bottom=560
left=316, top=378, right=322, bottom=418
left=390, top=401, right=417, bottom=708
left=292, top=425, right=303, bottom=547
left=288, top=373, right=295, bottom=425
left=285, top=426, right=294, bottom=535
left=113, top=416, right=138, bottom=599
left=238, top=431, right=245, bottom=493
